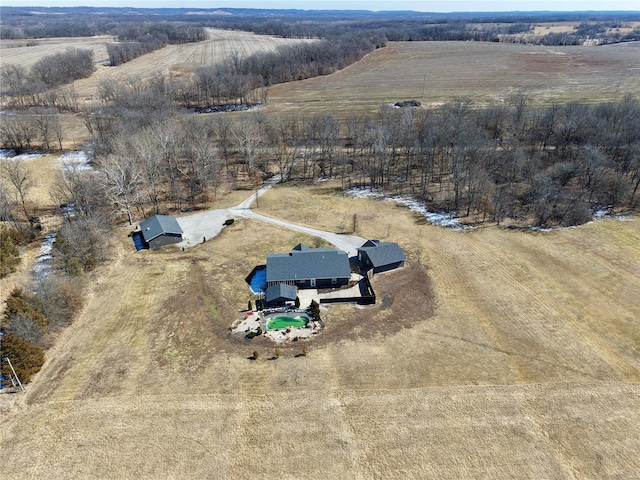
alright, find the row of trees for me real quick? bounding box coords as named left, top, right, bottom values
left=107, top=24, right=207, bottom=66
left=81, top=72, right=639, bottom=228
left=1, top=49, right=91, bottom=110
left=0, top=110, right=66, bottom=151
left=189, top=31, right=385, bottom=107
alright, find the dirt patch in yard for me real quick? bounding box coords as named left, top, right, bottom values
left=319, top=262, right=434, bottom=343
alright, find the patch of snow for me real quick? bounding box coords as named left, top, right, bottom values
left=33, top=233, right=57, bottom=277
left=0, top=149, right=16, bottom=159
left=59, top=150, right=93, bottom=171
left=530, top=226, right=553, bottom=232
left=0, top=150, right=45, bottom=161
left=345, top=187, right=474, bottom=230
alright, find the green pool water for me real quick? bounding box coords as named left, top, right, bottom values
left=266, top=314, right=310, bottom=330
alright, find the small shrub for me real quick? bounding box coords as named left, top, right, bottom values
left=245, top=326, right=262, bottom=339
left=308, top=300, right=321, bottom=322
left=224, top=218, right=235, bottom=226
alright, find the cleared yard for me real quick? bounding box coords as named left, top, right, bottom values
left=1, top=183, right=639, bottom=479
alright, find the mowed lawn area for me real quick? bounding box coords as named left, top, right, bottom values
left=1, top=183, right=639, bottom=479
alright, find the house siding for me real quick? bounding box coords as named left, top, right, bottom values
left=373, top=260, right=405, bottom=274
left=149, top=233, right=183, bottom=249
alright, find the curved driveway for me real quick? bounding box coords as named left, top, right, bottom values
left=177, top=177, right=365, bottom=256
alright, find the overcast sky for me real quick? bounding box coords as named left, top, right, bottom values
left=4, top=1, right=639, bottom=11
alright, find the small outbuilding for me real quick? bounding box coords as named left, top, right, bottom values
left=265, top=283, right=298, bottom=307
left=357, top=240, right=406, bottom=274
left=139, top=215, right=184, bottom=249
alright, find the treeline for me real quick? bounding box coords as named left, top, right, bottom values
left=189, top=31, right=384, bottom=107
left=1, top=48, right=92, bottom=110
left=107, top=24, right=207, bottom=66
left=338, top=95, right=640, bottom=226
left=32, top=48, right=94, bottom=88
left=83, top=76, right=639, bottom=228
left=1, top=160, right=112, bottom=388
left=0, top=110, right=66, bottom=151
left=3, top=6, right=639, bottom=47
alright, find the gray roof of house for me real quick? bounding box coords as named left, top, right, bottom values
left=266, top=245, right=350, bottom=283
left=140, top=215, right=184, bottom=242
left=265, top=283, right=297, bottom=303
left=358, top=240, right=406, bottom=267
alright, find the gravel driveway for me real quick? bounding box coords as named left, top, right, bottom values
left=177, top=177, right=365, bottom=255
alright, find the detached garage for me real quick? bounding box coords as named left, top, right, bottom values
left=139, top=215, right=184, bottom=249
left=357, top=240, right=406, bottom=274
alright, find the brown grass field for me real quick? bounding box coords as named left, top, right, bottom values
left=1, top=181, right=639, bottom=479
left=3, top=37, right=639, bottom=147
left=1, top=32, right=640, bottom=478
left=266, top=40, right=640, bottom=118
left=0, top=28, right=314, bottom=105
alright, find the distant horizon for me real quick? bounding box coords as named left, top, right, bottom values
left=2, top=1, right=639, bottom=13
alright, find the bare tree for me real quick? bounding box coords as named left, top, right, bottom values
left=232, top=115, right=262, bottom=178
left=0, top=115, right=38, bottom=151
left=50, top=163, right=105, bottom=218
left=99, top=153, right=144, bottom=225
left=33, top=109, right=62, bottom=150
left=1, top=158, right=34, bottom=220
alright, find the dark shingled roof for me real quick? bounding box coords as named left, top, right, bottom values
left=266, top=244, right=350, bottom=283
left=265, top=283, right=297, bottom=303
left=358, top=240, right=406, bottom=268
left=140, top=215, right=183, bottom=243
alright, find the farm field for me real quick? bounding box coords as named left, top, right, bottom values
left=0, top=35, right=113, bottom=69
left=1, top=183, right=639, bottom=479
left=266, top=40, right=640, bottom=117
left=3, top=36, right=639, bottom=148
left=0, top=28, right=315, bottom=103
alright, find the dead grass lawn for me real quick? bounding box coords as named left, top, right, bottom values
left=265, top=41, right=640, bottom=118
left=1, top=183, right=639, bottom=479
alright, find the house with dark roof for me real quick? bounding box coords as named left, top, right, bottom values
left=139, top=215, right=184, bottom=249
left=357, top=240, right=406, bottom=274
left=266, top=243, right=351, bottom=289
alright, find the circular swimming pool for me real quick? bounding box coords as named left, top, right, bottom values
left=265, top=314, right=310, bottom=330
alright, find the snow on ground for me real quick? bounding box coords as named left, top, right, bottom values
left=345, top=187, right=473, bottom=230
left=33, top=233, right=57, bottom=277
left=0, top=149, right=46, bottom=161
left=59, top=150, right=93, bottom=171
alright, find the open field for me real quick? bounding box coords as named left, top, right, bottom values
left=0, top=35, right=113, bottom=69
left=0, top=28, right=315, bottom=103
left=3, top=38, right=639, bottom=148
left=532, top=21, right=640, bottom=35
left=266, top=40, right=640, bottom=117
left=2, top=183, right=639, bottom=478
left=71, top=29, right=315, bottom=102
